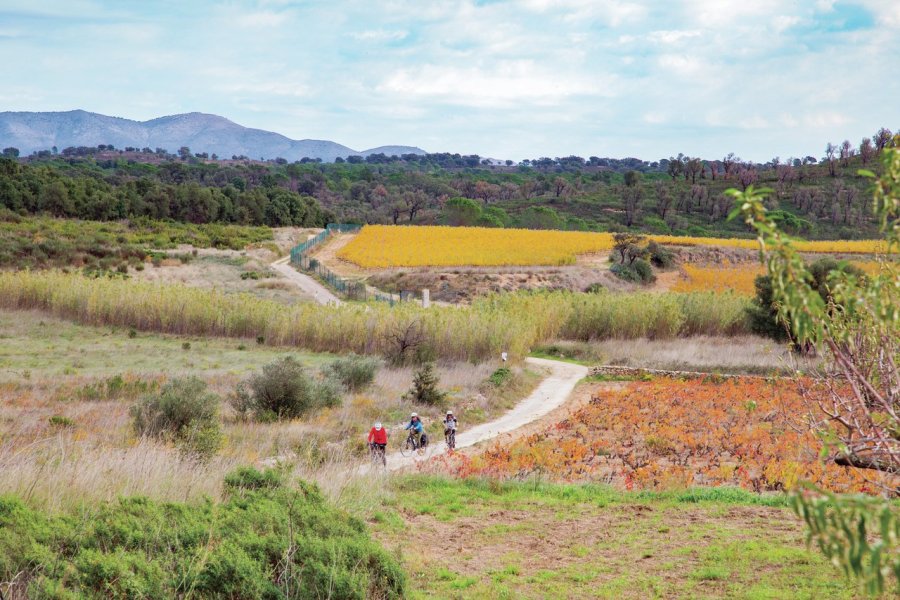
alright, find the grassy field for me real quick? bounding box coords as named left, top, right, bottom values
left=337, top=225, right=886, bottom=268
left=368, top=476, right=856, bottom=599
left=0, top=309, right=539, bottom=511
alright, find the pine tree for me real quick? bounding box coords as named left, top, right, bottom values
left=408, top=363, right=445, bottom=405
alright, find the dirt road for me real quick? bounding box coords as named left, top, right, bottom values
left=270, top=256, right=342, bottom=306
left=368, top=357, right=589, bottom=473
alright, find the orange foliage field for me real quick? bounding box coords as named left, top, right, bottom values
left=444, top=377, right=888, bottom=494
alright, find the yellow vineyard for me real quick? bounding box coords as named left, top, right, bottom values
left=672, top=261, right=887, bottom=295
left=336, top=225, right=888, bottom=268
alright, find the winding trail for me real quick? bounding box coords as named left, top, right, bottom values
left=367, top=357, right=589, bottom=473
left=270, top=256, right=341, bottom=306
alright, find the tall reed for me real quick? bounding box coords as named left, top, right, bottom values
left=0, top=271, right=752, bottom=361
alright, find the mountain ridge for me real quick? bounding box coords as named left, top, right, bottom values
left=0, top=110, right=426, bottom=162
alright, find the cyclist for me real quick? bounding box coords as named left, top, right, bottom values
left=443, top=411, right=458, bottom=449
left=404, top=412, right=427, bottom=448
left=367, top=421, right=388, bottom=464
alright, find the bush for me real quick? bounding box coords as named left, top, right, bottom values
left=647, top=240, right=675, bottom=269
left=632, top=258, right=656, bottom=283
left=0, top=469, right=406, bottom=599
left=611, top=258, right=655, bottom=284
left=322, top=353, right=380, bottom=392
left=747, top=258, right=865, bottom=343
left=231, top=357, right=341, bottom=421
left=130, top=377, right=221, bottom=457
left=407, top=363, right=446, bottom=405
left=488, top=367, right=511, bottom=387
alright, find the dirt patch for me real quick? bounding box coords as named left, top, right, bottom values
left=309, top=233, right=369, bottom=277
left=368, top=268, right=634, bottom=303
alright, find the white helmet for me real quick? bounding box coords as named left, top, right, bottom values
left=446, top=410, right=453, bottom=415
left=374, top=422, right=382, bottom=430
left=410, top=412, right=418, bottom=418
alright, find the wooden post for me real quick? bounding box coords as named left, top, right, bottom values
left=422, top=289, right=430, bottom=308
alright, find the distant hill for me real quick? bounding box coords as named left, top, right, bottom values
left=0, top=110, right=426, bottom=162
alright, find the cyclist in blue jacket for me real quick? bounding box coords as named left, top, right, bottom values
left=404, top=412, right=427, bottom=448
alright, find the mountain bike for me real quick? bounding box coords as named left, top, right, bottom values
left=400, top=430, right=427, bottom=457
left=445, top=428, right=456, bottom=451
left=369, top=442, right=386, bottom=467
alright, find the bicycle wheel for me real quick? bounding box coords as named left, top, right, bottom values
left=399, top=436, right=415, bottom=457
left=447, top=431, right=456, bottom=450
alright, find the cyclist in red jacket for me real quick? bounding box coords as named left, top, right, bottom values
left=367, top=421, right=388, bottom=465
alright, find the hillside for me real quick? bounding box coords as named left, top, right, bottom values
left=0, top=110, right=426, bottom=161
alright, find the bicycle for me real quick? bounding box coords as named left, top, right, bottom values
left=369, top=442, right=386, bottom=467
left=445, top=428, right=456, bottom=451
left=399, top=430, right=427, bottom=457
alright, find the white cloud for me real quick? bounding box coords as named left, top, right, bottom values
left=377, top=61, right=610, bottom=108
left=350, top=29, right=408, bottom=42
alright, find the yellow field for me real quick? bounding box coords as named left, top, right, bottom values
left=336, top=225, right=888, bottom=268
left=672, top=264, right=765, bottom=295
left=672, top=260, right=889, bottom=295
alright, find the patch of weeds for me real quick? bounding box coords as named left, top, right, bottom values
left=691, top=566, right=729, bottom=581
left=488, top=367, right=511, bottom=386
left=48, top=415, right=74, bottom=428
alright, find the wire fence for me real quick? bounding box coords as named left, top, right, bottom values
left=289, top=224, right=407, bottom=305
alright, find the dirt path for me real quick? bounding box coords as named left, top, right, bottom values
left=269, top=256, right=342, bottom=306
left=364, top=357, right=588, bottom=473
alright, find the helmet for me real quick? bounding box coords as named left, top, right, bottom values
left=410, top=412, right=418, bottom=418
left=374, top=422, right=382, bottom=430
left=446, top=410, right=453, bottom=415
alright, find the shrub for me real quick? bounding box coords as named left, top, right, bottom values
left=632, top=258, right=656, bottom=283
left=611, top=258, right=655, bottom=284
left=488, top=367, right=512, bottom=387
left=231, top=357, right=341, bottom=421
left=130, top=377, right=221, bottom=457
left=407, top=363, right=446, bottom=405
left=647, top=240, right=675, bottom=269
left=0, top=469, right=406, bottom=599
left=322, top=354, right=380, bottom=392
left=48, top=415, right=74, bottom=428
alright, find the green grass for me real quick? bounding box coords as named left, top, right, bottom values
left=0, top=309, right=332, bottom=381
left=368, top=476, right=856, bottom=600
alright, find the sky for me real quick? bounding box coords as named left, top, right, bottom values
left=0, top=0, right=898, bottom=161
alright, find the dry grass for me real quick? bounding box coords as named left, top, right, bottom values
left=0, top=311, right=537, bottom=510
left=536, top=335, right=817, bottom=375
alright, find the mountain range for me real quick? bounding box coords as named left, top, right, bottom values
left=0, top=110, right=426, bottom=162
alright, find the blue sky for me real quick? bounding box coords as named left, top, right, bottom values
left=0, top=0, right=897, bottom=161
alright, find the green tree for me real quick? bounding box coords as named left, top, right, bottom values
left=731, top=146, right=899, bottom=596
left=407, top=362, right=446, bottom=405
left=442, top=197, right=482, bottom=226
left=519, top=205, right=563, bottom=230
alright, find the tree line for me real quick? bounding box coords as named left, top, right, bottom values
left=1, top=126, right=895, bottom=237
